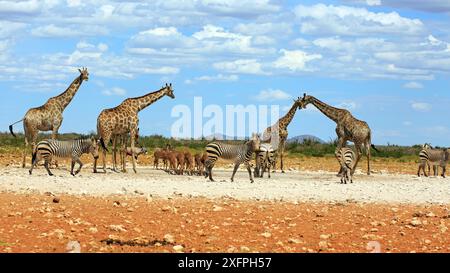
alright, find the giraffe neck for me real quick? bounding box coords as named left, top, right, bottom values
left=53, top=75, right=83, bottom=109
left=129, top=88, right=166, bottom=112
left=278, top=102, right=298, bottom=130
left=309, top=96, right=342, bottom=123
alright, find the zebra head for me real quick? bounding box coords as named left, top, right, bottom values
left=89, top=136, right=100, bottom=159
left=249, top=133, right=261, bottom=152
left=423, top=143, right=433, bottom=149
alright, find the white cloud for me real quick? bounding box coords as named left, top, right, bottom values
left=403, top=81, right=423, bottom=89
left=335, top=101, right=357, bottom=110
left=254, top=89, right=291, bottom=101
left=31, top=24, right=108, bottom=37
left=198, top=0, right=280, bottom=18
left=102, top=87, right=126, bottom=96
left=273, top=49, right=322, bottom=71
left=366, top=0, right=381, bottom=6
left=411, top=102, right=432, bottom=112
left=185, top=74, right=238, bottom=84
left=213, top=59, right=266, bottom=75
left=294, top=4, right=424, bottom=36
left=0, top=0, right=41, bottom=15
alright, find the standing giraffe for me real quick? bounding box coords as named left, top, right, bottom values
left=94, top=83, right=175, bottom=173
left=261, top=97, right=302, bottom=173
left=9, top=67, right=89, bottom=168
left=298, top=93, right=378, bottom=175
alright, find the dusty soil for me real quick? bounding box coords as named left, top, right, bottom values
left=1, top=152, right=448, bottom=253
left=0, top=192, right=449, bottom=253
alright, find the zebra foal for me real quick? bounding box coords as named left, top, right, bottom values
left=204, top=133, right=260, bottom=183
left=29, top=137, right=100, bottom=176
left=336, top=147, right=356, bottom=184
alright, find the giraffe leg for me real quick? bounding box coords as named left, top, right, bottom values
left=351, top=144, right=363, bottom=176
left=130, top=130, right=137, bottom=173
left=366, top=142, right=371, bottom=175
left=335, top=136, right=347, bottom=176
left=112, top=135, right=117, bottom=172
left=279, top=144, right=286, bottom=173
left=51, top=125, right=61, bottom=169
left=121, top=135, right=127, bottom=173
left=22, top=138, right=29, bottom=168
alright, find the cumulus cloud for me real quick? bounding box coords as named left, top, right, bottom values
left=273, top=49, right=322, bottom=71
left=253, top=89, right=291, bottom=101
left=403, top=81, right=424, bottom=89
left=294, top=4, right=424, bottom=36
left=411, top=102, right=432, bottom=112
left=213, top=59, right=266, bottom=75
left=102, top=87, right=127, bottom=96
left=31, top=24, right=108, bottom=38
left=185, top=74, right=238, bottom=84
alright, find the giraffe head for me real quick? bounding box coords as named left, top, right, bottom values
left=298, top=93, right=312, bottom=109
left=78, top=67, right=89, bottom=81
left=162, top=83, right=175, bottom=99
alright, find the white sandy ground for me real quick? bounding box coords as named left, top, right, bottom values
left=0, top=165, right=449, bottom=204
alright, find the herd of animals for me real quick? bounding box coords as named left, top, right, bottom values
left=7, top=68, right=449, bottom=184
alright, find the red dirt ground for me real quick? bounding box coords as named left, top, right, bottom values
left=1, top=192, right=449, bottom=253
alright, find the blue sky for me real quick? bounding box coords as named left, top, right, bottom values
left=0, top=0, right=449, bottom=146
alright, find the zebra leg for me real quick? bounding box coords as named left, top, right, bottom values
left=29, top=153, right=39, bottom=175
left=245, top=162, right=254, bottom=183
left=44, top=160, right=53, bottom=176
left=70, top=160, right=76, bottom=176
left=208, top=165, right=215, bottom=182
left=231, top=163, right=240, bottom=182
left=75, top=159, right=83, bottom=175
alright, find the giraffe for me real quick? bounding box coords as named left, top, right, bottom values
left=94, top=83, right=175, bottom=173
left=261, top=97, right=302, bottom=173
left=298, top=93, right=378, bottom=175
left=9, top=67, right=89, bottom=168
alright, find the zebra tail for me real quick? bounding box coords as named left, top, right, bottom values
left=8, top=119, right=23, bottom=138
left=100, top=138, right=109, bottom=152
left=371, top=144, right=379, bottom=152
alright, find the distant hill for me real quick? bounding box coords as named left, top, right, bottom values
left=287, top=135, right=325, bottom=144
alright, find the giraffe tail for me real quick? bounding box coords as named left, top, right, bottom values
left=371, top=144, right=379, bottom=152
left=8, top=119, right=23, bottom=138
left=100, top=138, right=109, bottom=152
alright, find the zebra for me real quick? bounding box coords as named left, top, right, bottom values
left=336, top=147, right=356, bottom=184
left=29, top=137, right=100, bottom=176
left=204, top=133, right=260, bottom=183
left=254, top=143, right=275, bottom=178
left=418, top=144, right=449, bottom=177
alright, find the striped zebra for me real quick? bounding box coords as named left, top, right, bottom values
left=254, top=143, right=275, bottom=178
left=418, top=144, right=449, bottom=177
left=336, top=147, right=356, bottom=184
left=29, top=137, right=100, bottom=176
left=204, top=133, right=260, bottom=183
